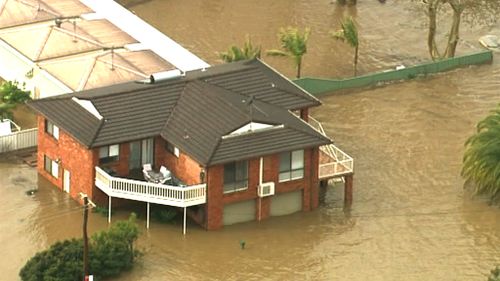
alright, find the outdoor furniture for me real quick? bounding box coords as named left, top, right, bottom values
left=146, top=170, right=164, bottom=183
left=159, top=166, right=172, bottom=184
left=142, top=163, right=153, bottom=182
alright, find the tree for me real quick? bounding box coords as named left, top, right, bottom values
left=0, top=81, right=31, bottom=120
left=414, top=0, right=500, bottom=60
left=266, top=27, right=310, bottom=78
left=337, top=0, right=357, bottom=5
left=20, top=214, right=140, bottom=281
left=218, top=35, right=261, bottom=63
left=332, top=16, right=359, bottom=76
left=489, top=266, right=500, bottom=281
left=462, top=104, right=500, bottom=200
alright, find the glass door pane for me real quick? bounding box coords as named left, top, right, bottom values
left=141, top=138, right=154, bottom=166
left=129, top=141, right=141, bottom=170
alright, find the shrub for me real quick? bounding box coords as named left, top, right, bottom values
left=489, top=266, right=500, bottom=281
left=20, top=214, right=140, bottom=281
left=0, top=80, right=31, bottom=119
left=152, top=207, right=177, bottom=223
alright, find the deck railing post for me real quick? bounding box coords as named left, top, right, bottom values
left=146, top=202, right=150, bottom=229
left=108, top=196, right=112, bottom=223
left=183, top=207, right=186, bottom=235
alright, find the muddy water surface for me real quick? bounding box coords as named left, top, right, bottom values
left=2, top=0, right=500, bottom=280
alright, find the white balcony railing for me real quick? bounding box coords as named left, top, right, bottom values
left=95, top=166, right=206, bottom=207
left=308, top=116, right=354, bottom=179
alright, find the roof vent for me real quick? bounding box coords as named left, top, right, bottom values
left=149, top=69, right=183, bottom=84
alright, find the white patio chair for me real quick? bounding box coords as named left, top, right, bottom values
left=142, top=163, right=153, bottom=181
left=159, top=166, right=172, bottom=184
left=143, top=163, right=152, bottom=172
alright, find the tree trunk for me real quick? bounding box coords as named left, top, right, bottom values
left=296, top=58, right=302, bottom=79
left=348, top=0, right=357, bottom=5
left=337, top=0, right=347, bottom=5
left=427, top=0, right=442, bottom=60
left=353, top=45, right=358, bottom=76
left=444, top=3, right=462, bottom=58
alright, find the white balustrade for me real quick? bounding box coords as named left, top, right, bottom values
left=308, top=116, right=354, bottom=179
left=0, top=128, right=38, bottom=153
left=95, top=166, right=206, bottom=207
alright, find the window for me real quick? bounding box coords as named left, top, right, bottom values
left=279, top=150, right=304, bottom=182
left=44, top=155, right=59, bottom=178
left=99, top=144, right=119, bottom=163
left=223, top=160, right=248, bottom=193
left=165, top=141, right=180, bottom=157
left=45, top=119, right=59, bottom=140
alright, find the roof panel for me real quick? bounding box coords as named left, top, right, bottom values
left=30, top=59, right=330, bottom=165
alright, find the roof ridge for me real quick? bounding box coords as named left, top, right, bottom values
left=255, top=59, right=321, bottom=105
left=88, top=119, right=106, bottom=148
left=205, top=136, right=223, bottom=166
left=159, top=81, right=189, bottom=141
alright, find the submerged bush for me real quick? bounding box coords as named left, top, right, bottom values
left=20, top=214, right=139, bottom=281
left=489, top=266, right=500, bottom=281
left=152, top=207, right=177, bottom=223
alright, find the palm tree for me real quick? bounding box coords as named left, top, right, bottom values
left=266, top=27, right=310, bottom=79
left=332, top=16, right=359, bottom=76
left=462, top=104, right=500, bottom=200
left=218, top=35, right=261, bottom=63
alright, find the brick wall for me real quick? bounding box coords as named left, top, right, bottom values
left=37, top=115, right=103, bottom=205
left=99, top=143, right=130, bottom=177
left=204, top=147, right=320, bottom=230
left=154, top=137, right=202, bottom=185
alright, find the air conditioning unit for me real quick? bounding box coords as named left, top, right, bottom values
left=258, top=182, right=275, bottom=197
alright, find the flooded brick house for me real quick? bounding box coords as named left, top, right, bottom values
left=28, top=59, right=353, bottom=232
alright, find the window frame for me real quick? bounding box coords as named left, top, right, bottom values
left=44, top=155, right=59, bottom=179
left=165, top=141, right=180, bottom=158
left=99, top=144, right=120, bottom=164
left=279, top=150, right=304, bottom=182
left=223, top=160, right=249, bottom=194
left=45, top=119, right=59, bottom=140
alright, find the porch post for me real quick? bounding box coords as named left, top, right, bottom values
left=146, top=202, right=150, bottom=229
left=183, top=207, right=187, bottom=235
left=108, top=196, right=112, bottom=223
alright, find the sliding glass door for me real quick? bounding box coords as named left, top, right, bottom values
left=129, top=138, right=154, bottom=171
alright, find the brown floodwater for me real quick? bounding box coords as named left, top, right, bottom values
left=2, top=0, right=500, bottom=280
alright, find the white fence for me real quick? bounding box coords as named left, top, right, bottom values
left=95, top=166, right=206, bottom=207
left=0, top=128, right=38, bottom=153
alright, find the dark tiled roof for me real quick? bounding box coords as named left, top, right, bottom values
left=29, top=59, right=330, bottom=165
left=29, top=97, right=102, bottom=145
left=187, top=59, right=320, bottom=110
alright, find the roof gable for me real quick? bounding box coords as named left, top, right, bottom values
left=29, top=59, right=329, bottom=163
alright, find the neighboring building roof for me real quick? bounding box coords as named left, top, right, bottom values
left=0, top=0, right=207, bottom=97
left=29, top=59, right=328, bottom=166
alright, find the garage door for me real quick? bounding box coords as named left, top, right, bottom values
left=270, top=190, right=303, bottom=217
left=223, top=200, right=256, bottom=226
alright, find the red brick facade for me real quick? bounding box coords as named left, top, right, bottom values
left=36, top=116, right=106, bottom=205
left=204, top=147, right=320, bottom=230
left=154, top=137, right=202, bottom=185
left=37, top=115, right=322, bottom=230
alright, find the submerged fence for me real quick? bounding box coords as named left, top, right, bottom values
left=0, top=128, right=38, bottom=153
left=293, top=50, right=493, bottom=96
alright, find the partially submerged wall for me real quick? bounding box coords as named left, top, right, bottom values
left=294, top=50, right=493, bottom=96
